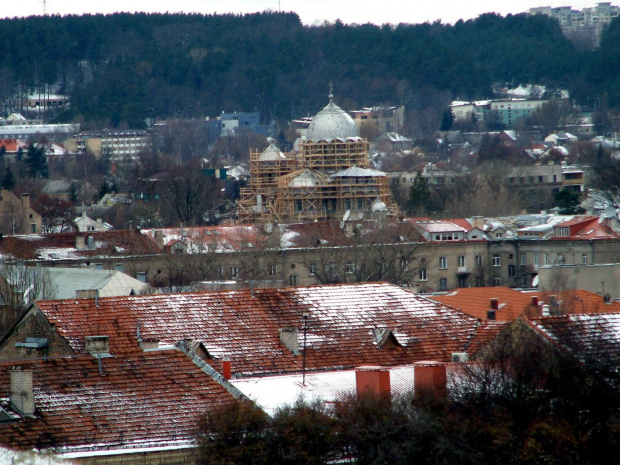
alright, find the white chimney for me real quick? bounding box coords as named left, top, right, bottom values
left=10, top=369, right=35, bottom=415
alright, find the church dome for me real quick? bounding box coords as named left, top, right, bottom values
left=306, top=94, right=359, bottom=142
left=259, top=140, right=285, bottom=161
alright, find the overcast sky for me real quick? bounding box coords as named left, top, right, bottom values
left=2, top=0, right=607, bottom=25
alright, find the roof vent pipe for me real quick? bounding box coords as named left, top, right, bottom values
left=542, top=304, right=551, bottom=317
left=487, top=309, right=496, bottom=320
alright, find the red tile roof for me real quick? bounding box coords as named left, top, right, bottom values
left=33, top=283, right=487, bottom=376
left=552, top=216, right=620, bottom=240
left=142, top=225, right=268, bottom=252
left=525, top=312, right=620, bottom=361
left=0, top=230, right=161, bottom=260
left=432, top=287, right=620, bottom=321
left=0, top=139, right=27, bottom=153
left=0, top=350, right=238, bottom=453
left=432, top=287, right=539, bottom=321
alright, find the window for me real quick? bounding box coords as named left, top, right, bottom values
left=557, top=254, right=565, bottom=265
left=268, top=263, right=278, bottom=277
left=508, top=265, right=516, bottom=277
left=216, top=266, right=224, bottom=279
left=31, top=223, right=37, bottom=233
left=534, top=254, right=539, bottom=267
left=495, top=232, right=503, bottom=238
left=229, top=266, right=238, bottom=278
left=439, top=278, right=448, bottom=290
left=520, top=253, right=526, bottom=266
left=475, top=255, right=483, bottom=267
left=136, top=272, right=146, bottom=283
left=492, top=254, right=501, bottom=267
left=458, top=276, right=468, bottom=288
left=544, top=253, right=549, bottom=266
left=115, top=263, right=124, bottom=272
left=308, top=263, right=317, bottom=275
left=475, top=276, right=485, bottom=287
left=289, top=274, right=297, bottom=286
left=458, top=256, right=466, bottom=267
left=439, top=256, right=447, bottom=269
left=345, top=263, right=355, bottom=274
left=582, top=254, right=588, bottom=265
left=419, top=269, right=427, bottom=281
left=493, top=277, right=501, bottom=286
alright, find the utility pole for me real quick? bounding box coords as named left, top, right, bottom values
left=301, top=312, right=309, bottom=385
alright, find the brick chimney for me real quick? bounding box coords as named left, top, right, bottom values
left=531, top=296, right=539, bottom=306
left=222, top=355, right=232, bottom=380
left=355, top=366, right=391, bottom=398
left=10, top=369, right=35, bottom=415
left=414, top=361, right=447, bottom=401
left=490, top=298, right=499, bottom=310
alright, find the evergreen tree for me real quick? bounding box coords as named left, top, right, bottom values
left=440, top=109, right=454, bottom=131
left=0, top=145, right=6, bottom=159
left=1, top=166, right=14, bottom=189
left=554, top=188, right=583, bottom=214
left=25, top=143, right=49, bottom=179
left=408, top=171, right=430, bottom=214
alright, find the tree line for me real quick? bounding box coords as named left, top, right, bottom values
left=1, top=11, right=619, bottom=128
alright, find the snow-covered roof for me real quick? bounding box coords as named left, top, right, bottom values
left=330, top=166, right=387, bottom=178
left=232, top=366, right=418, bottom=415
left=0, top=351, right=238, bottom=455
left=44, top=267, right=148, bottom=299
left=32, top=283, right=488, bottom=377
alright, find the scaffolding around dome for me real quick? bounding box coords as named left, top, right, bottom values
left=236, top=96, right=399, bottom=224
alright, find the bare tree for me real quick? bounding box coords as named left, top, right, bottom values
left=299, top=221, right=423, bottom=286
left=162, top=162, right=221, bottom=226
left=0, top=263, right=56, bottom=337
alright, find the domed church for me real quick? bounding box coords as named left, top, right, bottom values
left=236, top=92, right=399, bottom=224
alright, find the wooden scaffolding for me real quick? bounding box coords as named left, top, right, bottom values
left=236, top=138, right=399, bottom=224
left=299, top=139, right=369, bottom=173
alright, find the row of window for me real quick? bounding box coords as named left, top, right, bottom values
left=434, top=252, right=589, bottom=271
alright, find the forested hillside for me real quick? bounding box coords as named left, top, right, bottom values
left=0, top=11, right=618, bottom=127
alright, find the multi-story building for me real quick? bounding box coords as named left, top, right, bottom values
left=70, top=129, right=150, bottom=158
left=451, top=99, right=548, bottom=129
left=0, top=123, right=78, bottom=144
left=529, top=3, right=620, bottom=46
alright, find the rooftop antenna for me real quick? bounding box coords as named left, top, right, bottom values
left=328, top=81, right=334, bottom=103
left=43, top=0, right=47, bottom=15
